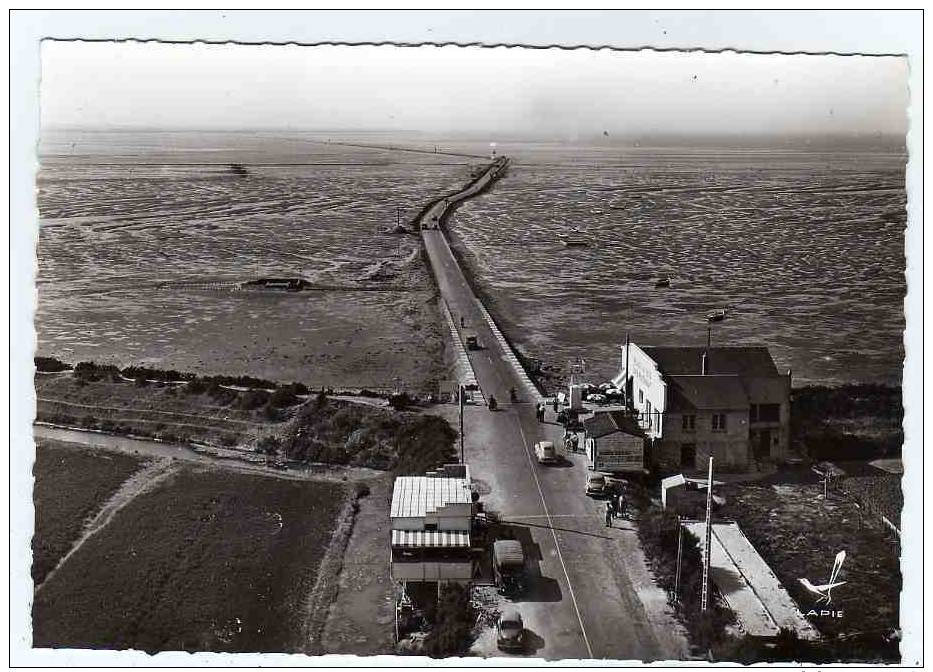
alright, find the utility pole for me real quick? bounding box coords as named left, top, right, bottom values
left=674, top=515, right=684, bottom=603
left=701, top=456, right=714, bottom=612
left=459, top=384, right=465, bottom=464
left=624, top=333, right=631, bottom=412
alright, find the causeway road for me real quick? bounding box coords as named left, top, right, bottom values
left=419, top=159, right=688, bottom=662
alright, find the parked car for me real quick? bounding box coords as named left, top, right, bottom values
left=496, top=609, right=525, bottom=652
left=585, top=472, right=608, bottom=497
left=534, top=440, right=559, bottom=465
left=587, top=393, right=607, bottom=405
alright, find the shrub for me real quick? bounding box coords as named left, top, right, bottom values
left=207, top=383, right=237, bottom=406
left=257, top=436, right=281, bottom=455
left=388, top=393, right=411, bottom=411
left=355, top=482, right=371, bottom=499
left=237, top=389, right=271, bottom=411
left=262, top=403, right=283, bottom=422
left=35, top=356, right=71, bottom=373
left=185, top=378, right=206, bottom=395
left=423, top=583, right=476, bottom=658
left=74, top=361, right=102, bottom=382
left=269, top=386, right=298, bottom=409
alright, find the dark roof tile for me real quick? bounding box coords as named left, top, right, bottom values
left=643, top=346, right=779, bottom=377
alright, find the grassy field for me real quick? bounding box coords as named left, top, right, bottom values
left=718, top=481, right=901, bottom=652
left=32, top=440, right=145, bottom=585
left=35, top=373, right=296, bottom=450
left=33, top=464, right=346, bottom=653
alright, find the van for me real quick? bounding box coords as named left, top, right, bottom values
left=493, top=540, right=525, bottom=595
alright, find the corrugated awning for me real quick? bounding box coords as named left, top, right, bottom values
left=391, top=529, right=471, bottom=548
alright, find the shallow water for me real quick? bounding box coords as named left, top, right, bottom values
left=35, top=130, right=474, bottom=387
left=448, top=144, right=907, bottom=386
left=35, top=131, right=907, bottom=388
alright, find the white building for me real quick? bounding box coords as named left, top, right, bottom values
left=390, top=467, right=474, bottom=584
left=612, top=342, right=791, bottom=471
left=611, top=342, right=667, bottom=439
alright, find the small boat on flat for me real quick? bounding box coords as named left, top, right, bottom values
left=559, top=227, right=590, bottom=247
left=706, top=308, right=727, bottom=322
left=655, top=277, right=671, bottom=288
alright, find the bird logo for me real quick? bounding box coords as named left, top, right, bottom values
left=799, top=550, right=847, bottom=604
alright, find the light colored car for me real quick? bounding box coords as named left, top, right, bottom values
left=585, top=472, right=608, bottom=496
left=586, top=393, right=607, bottom=405
left=496, top=609, right=525, bottom=652
left=534, top=440, right=558, bottom=464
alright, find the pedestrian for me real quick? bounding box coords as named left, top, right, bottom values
left=616, top=492, right=625, bottom=519
left=605, top=501, right=613, bottom=528
left=570, top=433, right=579, bottom=453
left=460, top=316, right=465, bottom=328
left=552, top=398, right=558, bottom=413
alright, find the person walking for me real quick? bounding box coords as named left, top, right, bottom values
left=460, top=315, right=465, bottom=328
left=616, top=492, right=626, bottom=519
left=605, top=501, right=614, bottom=528
left=552, top=398, right=559, bottom=414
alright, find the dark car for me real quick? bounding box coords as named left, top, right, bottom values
left=496, top=609, right=525, bottom=652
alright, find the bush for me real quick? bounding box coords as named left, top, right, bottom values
left=388, top=393, right=411, bottom=411
left=256, top=436, right=281, bottom=456
left=262, top=403, right=283, bottom=422
left=237, top=389, right=271, bottom=411
left=423, top=583, right=476, bottom=658
left=73, top=361, right=102, bottom=382
left=269, top=386, right=298, bottom=409
left=185, top=378, right=207, bottom=395
left=122, top=366, right=193, bottom=383
left=35, top=356, right=71, bottom=373
left=355, top=482, right=371, bottom=499
left=207, top=383, right=237, bottom=406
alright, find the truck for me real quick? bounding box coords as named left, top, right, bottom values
left=493, top=540, right=525, bottom=595
left=464, top=333, right=481, bottom=350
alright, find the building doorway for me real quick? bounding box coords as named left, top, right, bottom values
left=680, top=443, right=696, bottom=469
left=753, top=429, right=771, bottom=459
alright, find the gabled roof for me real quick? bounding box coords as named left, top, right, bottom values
left=583, top=410, right=646, bottom=439
left=668, top=375, right=750, bottom=411
left=642, top=346, right=779, bottom=377
left=390, top=476, right=472, bottom=519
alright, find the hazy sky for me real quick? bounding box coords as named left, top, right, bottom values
left=40, top=41, right=908, bottom=139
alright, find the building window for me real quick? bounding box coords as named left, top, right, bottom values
left=759, top=403, right=780, bottom=422
left=638, top=389, right=644, bottom=404
left=749, top=404, right=758, bottom=422
left=712, top=413, right=727, bottom=431
left=682, top=414, right=696, bottom=432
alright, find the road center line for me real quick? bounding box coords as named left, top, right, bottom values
left=516, top=418, right=595, bottom=659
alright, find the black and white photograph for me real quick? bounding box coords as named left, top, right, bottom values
left=10, top=9, right=922, bottom=667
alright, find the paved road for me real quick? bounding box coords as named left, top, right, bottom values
left=420, top=161, right=688, bottom=662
